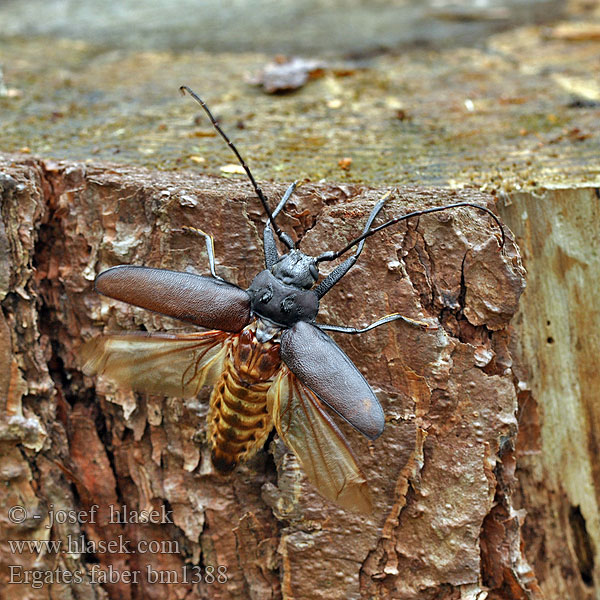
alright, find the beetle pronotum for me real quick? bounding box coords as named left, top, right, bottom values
left=82, top=86, right=505, bottom=513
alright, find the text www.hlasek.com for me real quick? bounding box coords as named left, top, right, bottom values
left=9, top=535, right=178, bottom=555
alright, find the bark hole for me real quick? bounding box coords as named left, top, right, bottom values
left=569, top=505, right=595, bottom=587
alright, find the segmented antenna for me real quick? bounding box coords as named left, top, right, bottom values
left=179, top=86, right=294, bottom=249
left=316, top=201, right=505, bottom=263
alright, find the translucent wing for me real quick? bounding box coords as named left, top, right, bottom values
left=81, top=330, right=230, bottom=397
left=267, top=368, right=373, bottom=513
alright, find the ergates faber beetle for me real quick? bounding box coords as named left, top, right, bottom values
left=82, top=86, right=505, bottom=513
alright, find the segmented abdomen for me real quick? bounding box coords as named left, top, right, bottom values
left=208, top=325, right=281, bottom=472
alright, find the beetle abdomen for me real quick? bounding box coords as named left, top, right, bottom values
left=208, top=326, right=281, bottom=472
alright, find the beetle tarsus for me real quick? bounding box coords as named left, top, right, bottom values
left=315, top=191, right=392, bottom=298
left=264, top=182, right=299, bottom=268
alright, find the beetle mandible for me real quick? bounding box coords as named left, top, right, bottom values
left=82, top=86, right=505, bottom=513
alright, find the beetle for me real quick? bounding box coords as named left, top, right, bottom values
left=82, top=86, right=505, bottom=513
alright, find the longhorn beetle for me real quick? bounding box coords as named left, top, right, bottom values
left=82, top=86, right=505, bottom=513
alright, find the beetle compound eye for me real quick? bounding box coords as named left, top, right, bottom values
left=309, top=263, right=319, bottom=281
left=259, top=286, right=273, bottom=304
left=281, top=296, right=296, bottom=314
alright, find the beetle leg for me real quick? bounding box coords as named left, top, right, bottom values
left=318, top=312, right=437, bottom=334
left=264, top=181, right=298, bottom=269
left=315, top=191, right=391, bottom=299
left=182, top=227, right=223, bottom=280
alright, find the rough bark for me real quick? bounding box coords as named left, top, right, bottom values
left=0, top=154, right=526, bottom=599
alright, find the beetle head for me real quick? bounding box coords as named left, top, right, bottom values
left=247, top=266, right=320, bottom=327
left=271, top=250, right=319, bottom=290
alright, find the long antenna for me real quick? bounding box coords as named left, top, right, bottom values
left=179, top=86, right=294, bottom=249
left=316, top=201, right=505, bottom=263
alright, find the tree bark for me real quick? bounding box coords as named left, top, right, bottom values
left=0, top=154, right=527, bottom=599
left=499, top=190, right=600, bottom=600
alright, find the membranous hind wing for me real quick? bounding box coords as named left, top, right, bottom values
left=82, top=331, right=230, bottom=398
left=267, top=368, right=373, bottom=513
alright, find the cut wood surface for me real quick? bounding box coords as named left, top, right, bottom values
left=0, top=23, right=598, bottom=190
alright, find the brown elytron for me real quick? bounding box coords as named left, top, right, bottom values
left=208, top=328, right=281, bottom=472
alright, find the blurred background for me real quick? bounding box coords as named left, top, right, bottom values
left=0, top=0, right=567, bottom=53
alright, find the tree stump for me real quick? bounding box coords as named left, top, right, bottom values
left=0, top=4, right=599, bottom=598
